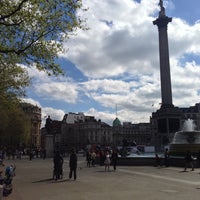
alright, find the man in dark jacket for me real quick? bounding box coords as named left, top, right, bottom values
left=69, top=149, right=77, bottom=180
left=111, top=149, right=118, bottom=170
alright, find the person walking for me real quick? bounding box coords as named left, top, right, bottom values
left=164, top=148, right=170, bottom=167
left=155, top=153, right=161, bottom=167
left=69, top=149, right=77, bottom=180
left=86, top=151, right=92, bottom=167
left=111, top=149, right=118, bottom=171
left=184, top=150, right=194, bottom=171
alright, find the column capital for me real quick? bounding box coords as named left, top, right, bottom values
left=153, top=16, right=172, bottom=29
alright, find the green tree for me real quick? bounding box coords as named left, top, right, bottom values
left=0, top=101, right=31, bottom=147
left=0, top=0, right=86, bottom=75
left=0, top=0, right=86, bottom=146
left=0, top=63, right=30, bottom=98
left=0, top=63, right=29, bottom=136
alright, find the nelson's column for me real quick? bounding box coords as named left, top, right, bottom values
left=152, top=0, right=182, bottom=151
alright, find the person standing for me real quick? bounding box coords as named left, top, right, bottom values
left=0, top=151, right=3, bottom=166
left=29, top=149, right=33, bottom=161
left=99, top=150, right=105, bottom=166
left=69, top=149, right=77, bottom=180
left=104, top=151, right=111, bottom=172
left=53, top=151, right=63, bottom=180
left=111, top=149, right=118, bottom=171
left=197, top=150, right=200, bottom=168
left=42, top=148, right=46, bottom=160
left=91, top=151, right=96, bottom=167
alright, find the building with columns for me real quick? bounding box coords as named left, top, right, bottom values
left=112, top=118, right=152, bottom=147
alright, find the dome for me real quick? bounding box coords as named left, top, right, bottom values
left=113, top=117, right=121, bottom=127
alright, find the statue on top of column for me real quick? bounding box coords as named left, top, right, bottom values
left=159, top=0, right=165, bottom=17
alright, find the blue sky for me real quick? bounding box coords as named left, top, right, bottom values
left=23, top=0, right=200, bottom=127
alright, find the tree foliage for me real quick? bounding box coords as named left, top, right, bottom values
left=0, top=0, right=86, bottom=146
left=0, top=101, right=31, bottom=147
left=0, top=64, right=30, bottom=97
left=0, top=0, right=86, bottom=75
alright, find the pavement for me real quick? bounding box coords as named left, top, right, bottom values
left=2, top=156, right=200, bottom=200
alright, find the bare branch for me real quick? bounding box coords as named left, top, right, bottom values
left=0, top=20, right=23, bottom=26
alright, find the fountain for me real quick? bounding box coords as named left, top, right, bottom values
left=169, top=119, right=200, bottom=156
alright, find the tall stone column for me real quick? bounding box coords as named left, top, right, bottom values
left=153, top=1, right=173, bottom=108
left=151, top=1, right=181, bottom=151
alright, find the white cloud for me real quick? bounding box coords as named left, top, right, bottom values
left=62, top=0, right=159, bottom=78
left=27, top=66, right=79, bottom=104
left=169, top=19, right=200, bottom=57
left=42, top=107, right=65, bottom=122
left=85, top=107, right=151, bottom=126
left=85, top=108, right=115, bottom=125
left=21, top=98, right=41, bottom=107
left=171, top=60, right=200, bottom=107
left=65, top=0, right=200, bottom=122
left=34, top=81, right=78, bottom=103
left=41, top=107, right=65, bottom=128
left=81, top=79, right=136, bottom=94
left=21, top=98, right=65, bottom=127
left=25, top=0, right=200, bottom=126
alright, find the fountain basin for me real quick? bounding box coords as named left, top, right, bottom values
left=170, top=144, right=200, bottom=156
left=170, top=130, right=200, bottom=156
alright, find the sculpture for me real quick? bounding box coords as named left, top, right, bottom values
left=159, top=0, right=165, bottom=16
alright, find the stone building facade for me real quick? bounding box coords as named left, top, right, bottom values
left=42, top=113, right=153, bottom=155
left=151, top=103, right=200, bottom=151
left=21, top=103, right=41, bottom=149
left=42, top=105, right=200, bottom=156
left=112, top=118, right=152, bottom=147
left=179, top=103, right=200, bottom=130
left=61, top=113, right=112, bottom=152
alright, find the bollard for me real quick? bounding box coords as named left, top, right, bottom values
left=0, top=185, right=3, bottom=200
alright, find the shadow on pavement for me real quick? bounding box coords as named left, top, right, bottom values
left=32, top=178, right=70, bottom=184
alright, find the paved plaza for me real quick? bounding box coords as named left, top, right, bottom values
left=2, top=156, right=200, bottom=200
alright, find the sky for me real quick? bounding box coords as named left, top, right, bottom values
left=23, top=0, right=200, bottom=127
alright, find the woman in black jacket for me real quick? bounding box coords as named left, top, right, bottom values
left=53, top=151, right=63, bottom=180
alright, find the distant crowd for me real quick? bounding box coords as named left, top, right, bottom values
left=52, top=147, right=120, bottom=182
left=0, top=147, right=47, bottom=162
